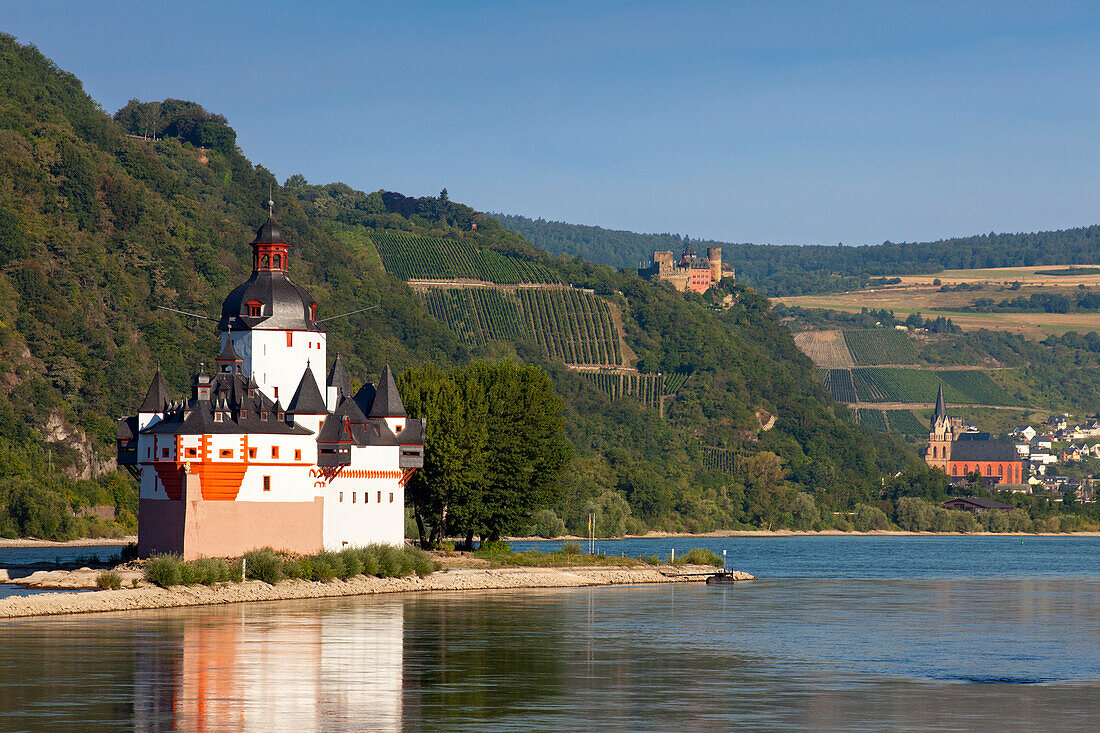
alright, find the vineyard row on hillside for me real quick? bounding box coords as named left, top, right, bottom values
left=372, top=231, right=560, bottom=284
left=842, top=329, right=919, bottom=365
left=820, top=368, right=1021, bottom=406
left=421, top=287, right=622, bottom=366
left=580, top=370, right=690, bottom=409
left=855, top=409, right=929, bottom=435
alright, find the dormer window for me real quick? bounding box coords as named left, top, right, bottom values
left=309, top=303, right=317, bottom=321
left=260, top=411, right=268, bottom=421
left=247, top=300, right=263, bottom=318
left=214, top=412, right=224, bottom=422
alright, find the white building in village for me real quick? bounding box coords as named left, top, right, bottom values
left=117, top=204, right=424, bottom=559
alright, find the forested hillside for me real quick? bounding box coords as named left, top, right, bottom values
left=497, top=214, right=1100, bottom=297
left=2, top=35, right=1088, bottom=540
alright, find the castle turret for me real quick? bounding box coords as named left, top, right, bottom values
left=326, top=353, right=351, bottom=411
left=217, top=201, right=326, bottom=403
left=369, top=364, right=407, bottom=435
left=707, top=246, right=722, bottom=284
left=137, top=367, right=171, bottom=430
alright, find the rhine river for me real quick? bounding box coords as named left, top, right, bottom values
left=0, top=536, right=1098, bottom=731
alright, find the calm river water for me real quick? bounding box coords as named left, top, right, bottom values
left=0, top=536, right=1098, bottom=731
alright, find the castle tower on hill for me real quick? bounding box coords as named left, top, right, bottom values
left=117, top=204, right=425, bottom=559
left=638, top=241, right=731, bottom=293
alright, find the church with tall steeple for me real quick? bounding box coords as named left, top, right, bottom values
left=117, top=203, right=425, bottom=559
left=922, top=385, right=1022, bottom=486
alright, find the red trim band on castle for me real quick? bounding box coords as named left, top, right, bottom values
left=117, top=204, right=425, bottom=559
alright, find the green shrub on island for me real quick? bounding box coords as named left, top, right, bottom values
left=95, top=570, right=122, bottom=590
left=240, top=545, right=434, bottom=586
left=678, top=548, right=724, bottom=567
left=143, top=555, right=183, bottom=588
left=529, top=509, right=567, bottom=539
left=560, top=540, right=583, bottom=555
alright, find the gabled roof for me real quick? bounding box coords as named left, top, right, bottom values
left=950, top=440, right=1020, bottom=462
left=335, top=393, right=367, bottom=424
left=354, top=382, right=376, bottom=416
left=287, top=364, right=328, bottom=414
left=368, top=364, right=406, bottom=418
left=945, top=496, right=1013, bottom=510
left=397, top=418, right=426, bottom=445
left=139, top=368, right=172, bottom=412
left=327, top=353, right=352, bottom=399
left=317, top=414, right=353, bottom=444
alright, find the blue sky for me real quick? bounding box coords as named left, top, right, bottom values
left=4, top=1, right=1099, bottom=245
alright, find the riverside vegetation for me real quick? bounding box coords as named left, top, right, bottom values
left=140, top=545, right=434, bottom=589
left=0, top=36, right=1092, bottom=543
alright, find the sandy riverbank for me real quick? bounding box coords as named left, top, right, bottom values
left=0, top=563, right=750, bottom=619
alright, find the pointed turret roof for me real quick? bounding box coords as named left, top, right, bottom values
left=368, top=364, right=406, bottom=418
left=287, top=363, right=328, bottom=414
left=139, top=367, right=171, bottom=412
left=327, top=354, right=352, bottom=399
left=216, top=334, right=241, bottom=363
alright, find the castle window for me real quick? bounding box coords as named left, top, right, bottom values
left=389, top=493, right=394, bottom=503
left=310, top=303, right=317, bottom=321
left=377, top=491, right=382, bottom=503
left=273, top=254, right=282, bottom=269
left=220, top=449, right=232, bottom=458
left=271, top=446, right=279, bottom=459
left=248, top=448, right=256, bottom=459
left=214, top=412, right=223, bottom=422
left=261, top=255, right=269, bottom=268
left=186, top=448, right=197, bottom=458
left=352, top=492, right=356, bottom=503
left=294, top=449, right=301, bottom=461
left=339, top=492, right=343, bottom=502
left=263, top=475, right=271, bottom=492
left=260, top=412, right=268, bottom=421
left=161, top=448, right=169, bottom=458
left=247, top=300, right=263, bottom=318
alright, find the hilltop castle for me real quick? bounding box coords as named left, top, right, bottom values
left=117, top=204, right=425, bottom=559
left=638, top=242, right=730, bottom=293
left=924, top=386, right=1022, bottom=485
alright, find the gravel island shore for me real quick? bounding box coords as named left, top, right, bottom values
left=0, top=564, right=753, bottom=619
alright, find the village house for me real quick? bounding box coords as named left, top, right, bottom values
left=943, top=496, right=1014, bottom=513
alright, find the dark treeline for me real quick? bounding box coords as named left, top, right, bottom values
left=966, top=290, right=1100, bottom=313
left=497, top=214, right=1100, bottom=297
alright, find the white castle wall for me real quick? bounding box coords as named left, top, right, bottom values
left=321, top=445, right=406, bottom=549
left=226, top=330, right=326, bottom=404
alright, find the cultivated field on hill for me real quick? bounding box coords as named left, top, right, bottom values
left=422, top=286, right=623, bottom=366
left=773, top=265, right=1100, bottom=338
left=792, top=330, right=853, bottom=367
left=372, top=232, right=560, bottom=284
left=822, top=367, right=1021, bottom=406
left=842, top=329, right=919, bottom=365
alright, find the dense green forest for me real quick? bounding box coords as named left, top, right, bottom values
left=0, top=35, right=1093, bottom=540
left=497, top=214, right=1100, bottom=296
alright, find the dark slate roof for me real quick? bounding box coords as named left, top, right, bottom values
left=950, top=440, right=1020, bottom=462
left=317, top=415, right=353, bottom=444
left=354, top=382, right=376, bottom=416
left=116, top=415, right=138, bottom=440
left=335, top=393, right=368, bottom=424
left=139, top=368, right=172, bottom=412
left=956, top=432, right=992, bottom=442
left=140, top=370, right=312, bottom=436
left=216, top=334, right=242, bottom=362
left=397, top=417, right=426, bottom=445
left=252, top=215, right=285, bottom=244
left=369, top=364, right=406, bottom=418
left=327, top=354, right=352, bottom=399
left=287, top=364, right=328, bottom=414
left=945, top=496, right=1014, bottom=510
left=931, top=384, right=947, bottom=425
left=219, top=271, right=325, bottom=332
left=357, top=420, right=400, bottom=447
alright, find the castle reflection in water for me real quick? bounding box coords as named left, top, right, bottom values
left=133, top=603, right=403, bottom=732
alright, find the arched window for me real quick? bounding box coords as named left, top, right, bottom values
left=261, top=254, right=270, bottom=268
left=952, top=465, right=958, bottom=476
left=273, top=254, right=282, bottom=269
left=986, top=464, right=992, bottom=476
left=998, top=465, right=1004, bottom=477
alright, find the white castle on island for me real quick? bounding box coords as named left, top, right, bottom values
left=117, top=204, right=424, bottom=559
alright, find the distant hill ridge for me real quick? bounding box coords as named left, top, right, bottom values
left=496, top=214, right=1100, bottom=297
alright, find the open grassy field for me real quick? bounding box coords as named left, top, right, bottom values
left=774, top=274, right=1100, bottom=339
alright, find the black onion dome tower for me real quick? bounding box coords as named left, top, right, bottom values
left=219, top=200, right=326, bottom=333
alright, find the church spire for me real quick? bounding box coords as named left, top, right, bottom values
left=933, top=384, right=947, bottom=420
